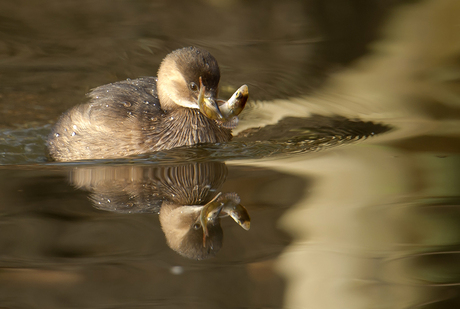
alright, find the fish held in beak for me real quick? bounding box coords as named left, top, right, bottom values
left=217, top=84, right=249, bottom=129
left=218, top=85, right=248, bottom=119
left=198, top=77, right=249, bottom=128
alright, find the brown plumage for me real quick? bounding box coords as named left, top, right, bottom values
left=46, top=47, right=232, bottom=161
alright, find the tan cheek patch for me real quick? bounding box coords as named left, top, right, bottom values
left=167, top=71, right=198, bottom=108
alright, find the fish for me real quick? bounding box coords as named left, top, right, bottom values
left=218, top=85, right=249, bottom=120
left=217, top=85, right=249, bottom=129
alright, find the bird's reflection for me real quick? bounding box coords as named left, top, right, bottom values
left=70, top=162, right=250, bottom=260
left=65, top=114, right=391, bottom=260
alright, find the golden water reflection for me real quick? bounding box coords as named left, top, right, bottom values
left=264, top=0, right=460, bottom=307
left=264, top=146, right=460, bottom=308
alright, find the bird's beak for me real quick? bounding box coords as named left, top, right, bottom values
left=197, top=77, right=223, bottom=120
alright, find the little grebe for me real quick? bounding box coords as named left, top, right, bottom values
left=47, top=46, right=248, bottom=161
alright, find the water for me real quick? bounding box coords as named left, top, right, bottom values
left=1, top=0, right=460, bottom=308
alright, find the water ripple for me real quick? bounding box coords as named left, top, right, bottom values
left=0, top=115, right=391, bottom=166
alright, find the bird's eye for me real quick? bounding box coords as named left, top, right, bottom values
left=193, top=223, right=201, bottom=230
left=189, top=82, right=198, bottom=92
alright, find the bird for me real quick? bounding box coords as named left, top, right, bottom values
left=46, top=46, right=248, bottom=161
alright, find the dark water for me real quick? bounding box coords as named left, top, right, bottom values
left=1, top=0, right=460, bottom=308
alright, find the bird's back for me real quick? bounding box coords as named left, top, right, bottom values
left=47, top=77, right=162, bottom=161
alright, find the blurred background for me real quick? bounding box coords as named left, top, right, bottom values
left=0, top=0, right=398, bottom=128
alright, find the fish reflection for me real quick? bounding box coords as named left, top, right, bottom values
left=200, top=192, right=250, bottom=247
left=69, top=162, right=250, bottom=260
